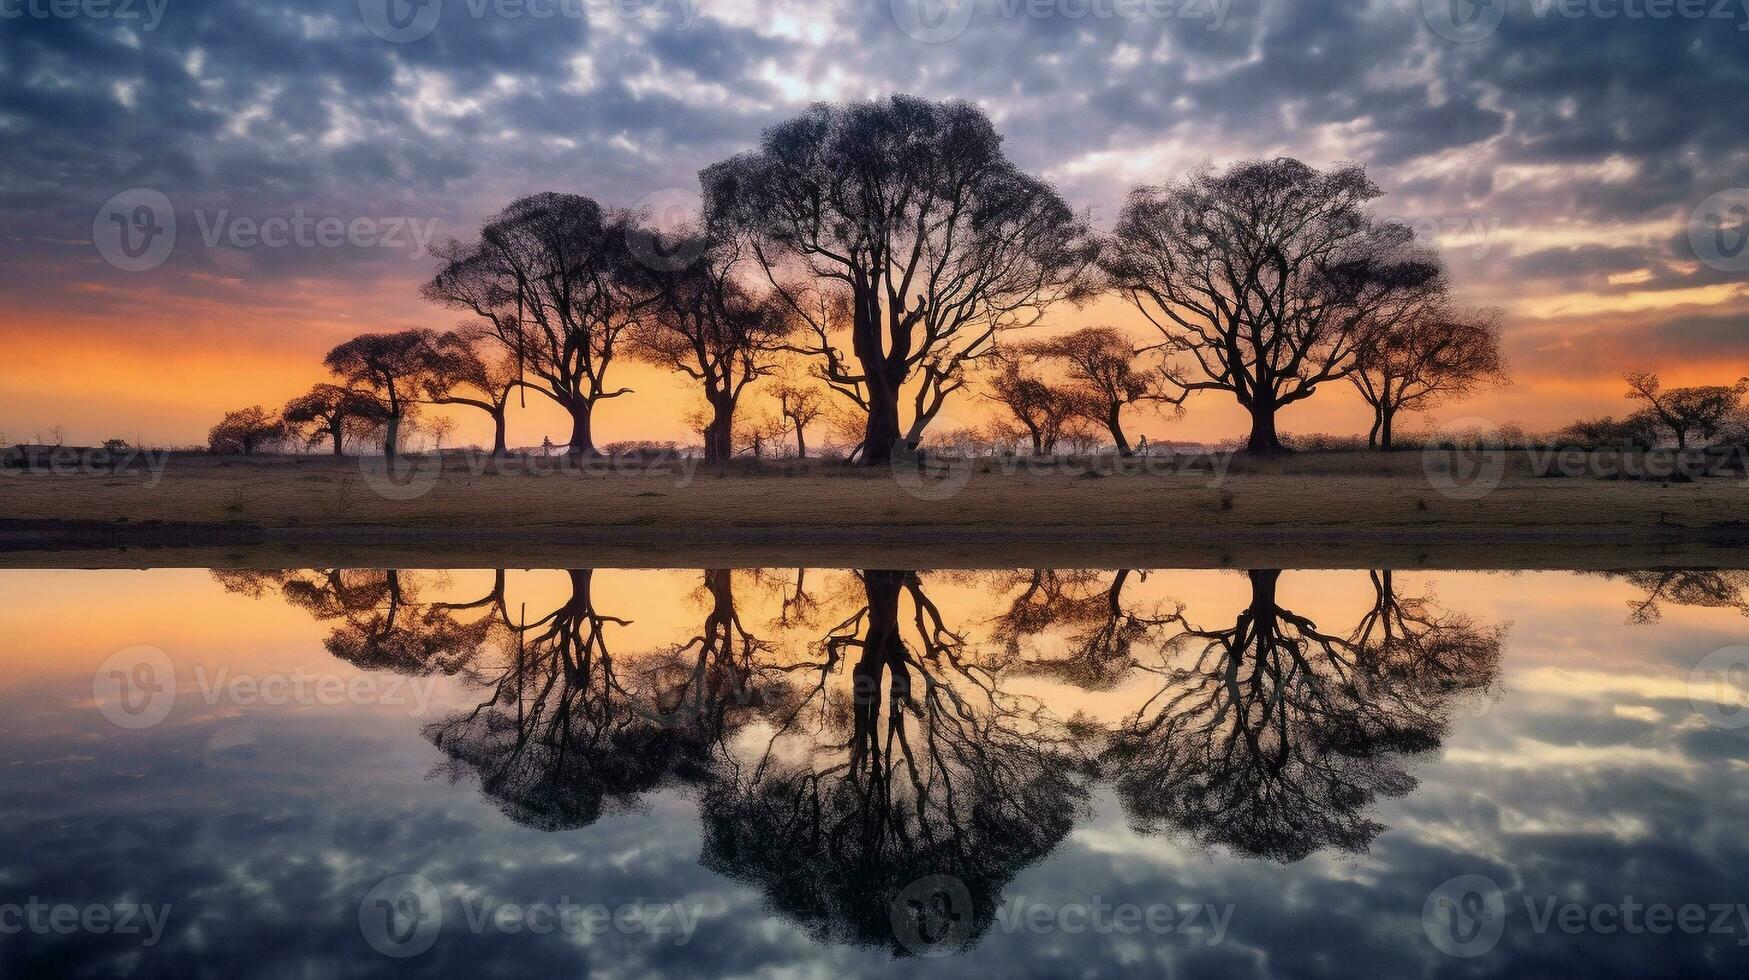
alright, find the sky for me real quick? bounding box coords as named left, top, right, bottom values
left=2, top=0, right=1747, bottom=449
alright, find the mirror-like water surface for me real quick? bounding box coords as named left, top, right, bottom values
left=2, top=567, right=1746, bottom=978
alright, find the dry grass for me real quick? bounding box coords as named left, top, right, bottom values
left=3, top=450, right=1746, bottom=539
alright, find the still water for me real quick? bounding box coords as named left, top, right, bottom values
left=1, top=566, right=1746, bottom=978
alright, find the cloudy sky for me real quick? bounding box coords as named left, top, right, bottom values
left=3, top=0, right=1747, bottom=447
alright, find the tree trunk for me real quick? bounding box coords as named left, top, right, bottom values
left=861, top=382, right=904, bottom=465
left=491, top=411, right=508, bottom=457
left=793, top=421, right=807, bottom=460
left=860, top=381, right=902, bottom=465
left=703, top=398, right=734, bottom=464
left=566, top=402, right=595, bottom=458
left=1107, top=403, right=1131, bottom=456
left=331, top=423, right=346, bottom=456
left=854, top=571, right=909, bottom=734
left=1379, top=406, right=1396, bottom=452
left=1245, top=401, right=1286, bottom=454
left=1367, top=410, right=1382, bottom=451
left=384, top=414, right=402, bottom=461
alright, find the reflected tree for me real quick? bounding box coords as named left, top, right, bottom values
left=988, top=569, right=1175, bottom=690
left=425, top=570, right=777, bottom=831
left=1607, top=569, right=1749, bottom=624
left=1102, top=569, right=1501, bottom=862
left=698, top=570, right=1090, bottom=955
left=212, top=568, right=500, bottom=675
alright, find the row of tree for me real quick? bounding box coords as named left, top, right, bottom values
left=203, top=95, right=1740, bottom=463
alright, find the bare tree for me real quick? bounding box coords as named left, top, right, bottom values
left=281, top=384, right=389, bottom=456
left=984, top=352, right=1083, bottom=455
left=323, top=330, right=432, bottom=459
left=626, top=232, right=794, bottom=463
left=1030, top=326, right=1178, bottom=456
left=701, top=95, right=1099, bottom=464
left=424, top=193, right=645, bottom=457
left=415, top=329, right=520, bottom=457
left=1104, top=158, right=1442, bottom=453
left=1623, top=372, right=1749, bottom=450
left=699, top=570, right=1089, bottom=954
left=1351, top=302, right=1508, bottom=450
left=770, top=377, right=826, bottom=459
left=207, top=406, right=286, bottom=455
left=1103, top=569, right=1501, bottom=861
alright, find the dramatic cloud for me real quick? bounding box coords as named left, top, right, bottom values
left=2, top=0, right=1745, bottom=443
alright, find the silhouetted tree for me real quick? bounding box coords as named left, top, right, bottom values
left=1624, top=372, right=1749, bottom=450
left=282, top=384, right=390, bottom=456
left=323, top=330, right=432, bottom=460
left=1351, top=301, right=1507, bottom=450
left=984, top=352, right=1083, bottom=455
left=1030, top=326, right=1178, bottom=455
left=989, top=568, right=1174, bottom=690
left=207, top=405, right=286, bottom=455
left=424, top=194, right=644, bottom=457
left=413, top=329, right=519, bottom=456
left=1104, top=158, right=1441, bottom=453
left=771, top=378, right=826, bottom=459
left=699, top=570, right=1090, bottom=954
left=213, top=568, right=503, bottom=675
left=1102, top=569, right=1501, bottom=861
left=702, top=95, right=1098, bottom=463
left=626, top=232, right=795, bottom=462
left=1606, top=569, right=1749, bottom=624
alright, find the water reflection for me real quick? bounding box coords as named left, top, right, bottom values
left=1104, top=569, right=1502, bottom=862
left=200, top=564, right=1520, bottom=957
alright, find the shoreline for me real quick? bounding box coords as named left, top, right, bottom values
left=6, top=519, right=1748, bottom=570
left=5, top=452, right=1748, bottom=569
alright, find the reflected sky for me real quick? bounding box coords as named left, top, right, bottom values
left=1, top=567, right=1746, bottom=978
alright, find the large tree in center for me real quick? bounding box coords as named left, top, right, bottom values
left=1104, top=158, right=1439, bottom=453
left=424, top=193, right=643, bottom=457
left=701, top=95, right=1098, bottom=464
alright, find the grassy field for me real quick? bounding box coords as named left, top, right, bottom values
left=3, top=449, right=1747, bottom=569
